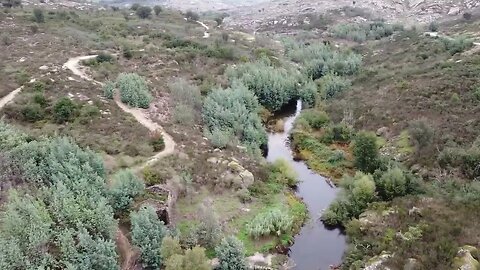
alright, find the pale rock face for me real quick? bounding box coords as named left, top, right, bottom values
left=364, top=252, right=393, bottom=270
left=453, top=246, right=480, bottom=270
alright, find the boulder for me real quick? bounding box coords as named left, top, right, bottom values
left=376, top=127, right=390, bottom=137
left=404, top=258, right=420, bottom=270
left=228, top=160, right=244, bottom=172
left=453, top=245, right=480, bottom=270
left=364, top=252, right=393, bottom=270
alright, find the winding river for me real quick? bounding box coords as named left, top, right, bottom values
left=266, top=100, right=346, bottom=270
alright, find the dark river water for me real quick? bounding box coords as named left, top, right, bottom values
left=266, top=100, right=346, bottom=270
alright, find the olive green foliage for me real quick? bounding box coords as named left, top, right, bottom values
left=440, top=36, right=474, bottom=55
left=298, top=109, right=330, bottom=129
left=130, top=205, right=167, bottom=269
left=298, top=80, right=318, bottom=107
left=439, top=138, right=480, bottom=180
left=332, top=21, right=401, bottom=42
left=116, top=73, right=152, bottom=108
left=428, top=21, right=439, bottom=32
left=130, top=3, right=140, bottom=10
left=375, top=167, right=413, bottom=200
left=109, top=169, right=145, bottom=212
left=408, top=119, right=434, bottom=151
left=202, top=82, right=267, bottom=149
left=22, top=103, right=45, bottom=122
left=286, top=43, right=362, bottom=80
left=246, top=208, right=293, bottom=238
left=164, top=245, right=210, bottom=270
left=136, top=6, right=152, bottom=19
left=149, top=131, right=165, bottom=152
left=102, top=81, right=115, bottom=99
left=185, top=10, right=199, bottom=21
left=353, top=132, right=380, bottom=173
left=168, top=78, right=202, bottom=124
left=53, top=97, right=77, bottom=123
left=322, top=172, right=376, bottom=226
left=226, top=60, right=300, bottom=112
left=319, top=73, right=351, bottom=99
left=33, top=8, right=44, bottom=23
left=215, top=236, right=248, bottom=270
left=0, top=124, right=118, bottom=269
left=160, top=237, right=182, bottom=261
left=269, top=158, right=299, bottom=187
left=186, top=205, right=222, bottom=249
left=153, top=5, right=162, bottom=16
left=321, top=123, right=354, bottom=144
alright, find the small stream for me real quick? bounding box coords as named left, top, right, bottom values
left=266, top=100, right=346, bottom=270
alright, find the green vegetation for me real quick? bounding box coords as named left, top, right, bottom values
left=215, top=236, right=248, bottom=270
left=352, top=131, right=380, bottom=174
left=33, top=8, right=44, bottom=23
left=53, top=97, right=77, bottom=123
left=136, top=6, right=152, bottom=19
left=226, top=60, right=299, bottom=112
left=332, top=21, right=402, bottom=42
left=202, top=82, right=267, bottom=149
left=130, top=205, right=167, bottom=269
left=440, top=36, right=474, bottom=55
left=102, top=81, right=115, bottom=99
left=109, top=169, right=145, bottom=212
left=246, top=208, right=293, bottom=238
left=116, top=73, right=152, bottom=108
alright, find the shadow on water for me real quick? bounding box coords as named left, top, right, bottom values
left=266, top=100, right=346, bottom=270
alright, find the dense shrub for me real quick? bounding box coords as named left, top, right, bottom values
left=116, top=73, right=152, bottom=108
left=226, top=61, right=300, bottom=112
left=375, top=167, right=409, bottom=200
left=298, top=80, right=317, bottom=107
left=320, top=73, right=351, bottom=99
left=33, top=8, right=44, bottom=23
left=130, top=3, right=140, bottom=10
left=131, top=205, right=167, bottom=269
left=322, top=172, right=376, bottom=226
left=161, top=237, right=182, bottom=261
left=321, top=123, right=354, bottom=144
left=136, top=6, right=152, bottom=19
left=332, top=21, right=398, bottom=42
left=53, top=97, right=77, bottom=123
left=164, top=245, right=210, bottom=270
left=186, top=205, right=222, bottom=249
left=109, top=169, right=145, bottom=212
left=428, top=21, right=439, bottom=32
left=22, top=103, right=44, bottom=122
left=269, top=158, right=299, bottom=187
left=102, top=81, right=115, bottom=99
left=202, top=82, right=267, bottom=149
left=215, top=236, right=248, bottom=270
left=149, top=131, right=165, bottom=151
left=439, top=140, right=480, bottom=180
left=96, top=52, right=115, bottom=63
left=440, top=36, right=473, bottom=55
left=353, top=131, right=380, bottom=173
left=153, top=5, right=162, bottom=16
left=185, top=10, right=199, bottom=21
left=246, top=208, right=293, bottom=238
left=408, top=118, right=434, bottom=151
left=0, top=127, right=118, bottom=269
left=298, top=110, right=330, bottom=129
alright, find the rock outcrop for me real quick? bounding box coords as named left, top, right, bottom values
left=453, top=245, right=480, bottom=270
left=208, top=157, right=256, bottom=190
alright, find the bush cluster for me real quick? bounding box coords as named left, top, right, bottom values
left=440, top=36, right=474, bottom=55
left=109, top=169, right=145, bottom=212
left=439, top=137, right=480, bottom=180
left=332, top=21, right=401, bottom=42
left=246, top=208, right=293, bottom=238
left=116, top=73, right=152, bottom=108
left=319, top=73, right=351, bottom=99
left=202, top=82, right=267, bottom=149
left=226, top=60, right=300, bottom=112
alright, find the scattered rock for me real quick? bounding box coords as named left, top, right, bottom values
left=364, top=252, right=393, bottom=270
left=376, top=127, right=390, bottom=137
left=207, top=157, right=219, bottom=164
left=408, top=206, right=422, bottom=216
left=39, top=65, right=49, bottom=70
left=404, top=258, right=420, bottom=270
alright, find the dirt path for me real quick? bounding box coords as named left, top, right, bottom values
left=196, top=20, right=210, bottom=38
left=64, top=54, right=176, bottom=270
left=0, top=78, right=36, bottom=110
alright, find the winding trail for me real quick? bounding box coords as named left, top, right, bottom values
left=63, top=55, right=176, bottom=270
left=0, top=78, right=36, bottom=109
left=196, top=20, right=210, bottom=38
left=62, top=55, right=176, bottom=171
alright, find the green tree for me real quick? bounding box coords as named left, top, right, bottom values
left=131, top=205, right=166, bottom=269
left=33, top=8, right=45, bottom=23
left=130, top=3, right=140, bottom=10
left=353, top=131, right=379, bottom=173
left=116, top=73, right=152, bottom=108
left=53, top=97, right=77, bottom=123
left=165, top=254, right=184, bottom=270
left=136, top=6, right=152, bottom=19
left=183, top=246, right=210, bottom=270
left=215, top=236, right=247, bottom=270
left=109, top=169, right=145, bottom=212
left=376, top=167, right=407, bottom=200
left=160, top=237, right=182, bottom=261
left=153, top=5, right=162, bottom=15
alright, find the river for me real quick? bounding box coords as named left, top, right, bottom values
left=266, top=100, right=346, bottom=270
